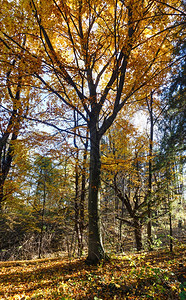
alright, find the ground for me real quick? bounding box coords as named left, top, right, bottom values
left=0, top=246, right=185, bottom=299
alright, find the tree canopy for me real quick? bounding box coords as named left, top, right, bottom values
left=0, top=0, right=185, bottom=263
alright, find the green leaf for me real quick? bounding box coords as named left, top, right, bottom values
left=180, top=291, right=186, bottom=300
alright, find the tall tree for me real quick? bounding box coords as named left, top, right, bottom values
left=1, top=0, right=184, bottom=262
left=73, top=112, right=89, bottom=256
left=156, top=36, right=186, bottom=251
left=0, top=0, right=42, bottom=210
left=146, top=92, right=154, bottom=250
left=102, top=123, right=151, bottom=252
left=160, top=43, right=185, bottom=158
left=0, top=37, right=29, bottom=210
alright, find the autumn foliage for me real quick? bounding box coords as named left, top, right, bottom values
left=0, top=247, right=185, bottom=299
left=0, top=0, right=185, bottom=271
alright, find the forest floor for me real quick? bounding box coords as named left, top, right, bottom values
left=0, top=246, right=185, bottom=300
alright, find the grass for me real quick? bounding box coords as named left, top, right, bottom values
left=0, top=246, right=185, bottom=299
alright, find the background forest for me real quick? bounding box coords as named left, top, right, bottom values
left=0, top=0, right=185, bottom=262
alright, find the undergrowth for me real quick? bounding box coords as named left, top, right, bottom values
left=0, top=246, right=185, bottom=299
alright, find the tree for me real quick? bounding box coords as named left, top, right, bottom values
left=146, top=91, right=155, bottom=250
left=156, top=37, right=186, bottom=252
left=1, top=0, right=184, bottom=262
left=102, top=124, right=151, bottom=252
left=0, top=0, right=42, bottom=210
left=73, top=111, right=89, bottom=256
left=0, top=37, right=29, bottom=210
left=160, top=43, right=185, bottom=158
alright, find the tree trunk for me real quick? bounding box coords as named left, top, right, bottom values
left=147, top=92, right=154, bottom=250
left=134, top=218, right=142, bottom=251
left=87, top=125, right=105, bottom=263
left=118, top=198, right=125, bottom=252
left=74, top=150, right=82, bottom=256
left=169, top=211, right=173, bottom=252
left=38, top=175, right=46, bottom=259
left=79, top=143, right=88, bottom=256
left=0, top=133, right=19, bottom=212
left=168, top=191, right=173, bottom=252
left=147, top=204, right=152, bottom=249
left=0, top=181, right=4, bottom=211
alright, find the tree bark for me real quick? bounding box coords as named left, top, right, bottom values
left=134, top=218, right=142, bottom=251
left=0, top=181, right=4, bottom=211
left=147, top=92, right=154, bottom=250
left=169, top=211, right=173, bottom=252
left=74, top=150, right=82, bottom=256
left=38, top=175, right=46, bottom=259
left=79, top=142, right=88, bottom=256
left=87, top=122, right=105, bottom=263
left=0, top=139, right=15, bottom=212
left=168, top=190, right=173, bottom=252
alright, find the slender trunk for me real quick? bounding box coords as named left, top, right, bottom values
left=0, top=181, right=4, bottom=211
left=118, top=200, right=125, bottom=253
left=0, top=134, right=19, bottom=212
left=169, top=211, right=173, bottom=252
left=119, top=199, right=124, bottom=240
left=74, top=151, right=82, bottom=256
left=79, top=143, right=88, bottom=256
left=38, top=175, right=46, bottom=259
left=134, top=218, right=142, bottom=251
left=73, top=111, right=82, bottom=256
left=168, top=190, right=173, bottom=252
left=147, top=92, right=153, bottom=250
left=147, top=204, right=152, bottom=249
left=87, top=125, right=104, bottom=263
left=113, top=174, right=119, bottom=252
